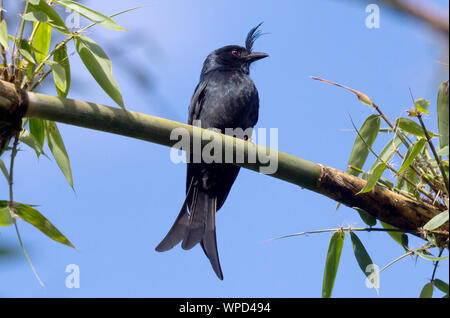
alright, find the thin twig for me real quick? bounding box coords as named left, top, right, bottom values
left=13, top=222, right=45, bottom=287
left=266, top=226, right=407, bottom=242
left=8, top=133, right=19, bottom=204
left=417, top=113, right=449, bottom=194
left=431, top=248, right=444, bottom=282
left=8, top=132, right=44, bottom=287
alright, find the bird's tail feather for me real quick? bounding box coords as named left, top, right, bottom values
left=181, top=189, right=209, bottom=250
left=154, top=180, right=194, bottom=252
left=200, top=196, right=223, bottom=280
left=156, top=179, right=223, bottom=279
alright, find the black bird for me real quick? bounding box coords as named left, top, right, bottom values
left=155, top=24, right=268, bottom=280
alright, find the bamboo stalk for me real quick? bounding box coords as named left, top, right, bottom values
left=0, top=80, right=448, bottom=244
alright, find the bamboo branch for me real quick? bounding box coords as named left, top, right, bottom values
left=0, top=80, right=448, bottom=245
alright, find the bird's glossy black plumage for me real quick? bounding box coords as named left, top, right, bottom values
left=155, top=24, right=267, bottom=280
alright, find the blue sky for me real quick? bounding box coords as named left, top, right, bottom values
left=0, top=0, right=448, bottom=297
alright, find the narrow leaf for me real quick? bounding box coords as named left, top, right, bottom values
left=0, top=207, right=14, bottom=226
left=18, top=39, right=36, bottom=64
left=52, top=44, right=71, bottom=97
left=396, top=138, right=427, bottom=176
left=55, top=0, right=126, bottom=31
left=0, top=158, right=9, bottom=181
left=437, top=145, right=449, bottom=157
left=45, top=121, right=73, bottom=188
left=433, top=279, right=449, bottom=294
left=322, top=230, right=345, bottom=298
left=437, top=81, right=449, bottom=150
left=29, top=0, right=69, bottom=34
left=415, top=98, right=430, bottom=114
left=420, top=282, right=434, bottom=298
left=29, top=118, right=45, bottom=150
left=423, top=210, right=449, bottom=231
left=354, top=207, right=377, bottom=227
left=74, top=35, right=124, bottom=108
left=350, top=232, right=379, bottom=294
left=13, top=202, right=75, bottom=248
left=22, top=11, right=50, bottom=23
left=19, top=129, right=44, bottom=157
left=0, top=20, right=9, bottom=50
left=33, top=22, right=51, bottom=64
left=396, top=117, right=438, bottom=138
left=368, top=133, right=403, bottom=174
left=380, top=221, right=408, bottom=250
left=358, top=162, right=387, bottom=194
left=346, top=115, right=381, bottom=177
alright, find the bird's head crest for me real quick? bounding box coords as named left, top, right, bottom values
left=245, top=22, right=264, bottom=52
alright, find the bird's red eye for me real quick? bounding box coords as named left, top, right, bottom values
left=231, top=50, right=240, bottom=57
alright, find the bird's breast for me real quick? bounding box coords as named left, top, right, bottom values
left=199, top=71, right=259, bottom=131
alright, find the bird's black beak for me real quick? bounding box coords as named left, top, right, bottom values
left=246, top=52, right=269, bottom=63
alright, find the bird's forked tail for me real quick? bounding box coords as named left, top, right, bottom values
left=155, top=179, right=223, bottom=280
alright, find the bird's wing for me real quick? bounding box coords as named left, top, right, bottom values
left=188, top=80, right=208, bottom=125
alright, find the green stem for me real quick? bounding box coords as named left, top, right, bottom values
left=15, top=0, right=29, bottom=67
left=379, top=245, right=430, bottom=273
left=417, top=113, right=449, bottom=194
left=267, top=226, right=406, bottom=242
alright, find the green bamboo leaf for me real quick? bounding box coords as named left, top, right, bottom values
left=423, top=210, right=449, bottom=231
left=396, top=117, right=438, bottom=138
left=29, top=0, right=41, bottom=4
left=433, top=279, right=449, bottom=294
left=29, top=118, right=45, bottom=150
left=377, top=177, right=394, bottom=189
left=407, top=167, right=420, bottom=198
left=52, top=44, right=71, bottom=97
left=33, top=22, right=51, bottom=64
left=0, top=20, right=9, bottom=50
left=0, top=206, right=14, bottom=226
left=19, top=129, right=44, bottom=157
left=0, top=158, right=9, bottom=181
left=29, top=0, right=69, bottom=34
left=380, top=221, right=408, bottom=250
left=18, top=39, right=36, bottom=64
left=322, top=230, right=345, bottom=298
left=420, top=282, right=434, bottom=298
left=437, top=145, right=449, bottom=157
left=12, top=202, right=75, bottom=248
left=357, top=162, right=387, bottom=194
left=346, top=115, right=381, bottom=177
left=22, top=11, right=50, bottom=23
left=74, top=35, right=124, bottom=108
left=45, top=121, right=73, bottom=188
left=368, top=134, right=403, bottom=175
left=353, top=207, right=377, bottom=227
left=396, top=138, right=427, bottom=176
left=415, top=98, right=430, bottom=114
left=55, top=0, right=126, bottom=31
left=350, top=232, right=379, bottom=294
left=437, top=81, right=449, bottom=150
